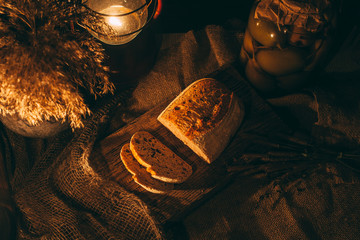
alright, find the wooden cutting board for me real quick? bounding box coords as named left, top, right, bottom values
left=90, top=65, right=290, bottom=224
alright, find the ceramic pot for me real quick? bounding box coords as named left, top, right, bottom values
left=0, top=114, right=69, bottom=138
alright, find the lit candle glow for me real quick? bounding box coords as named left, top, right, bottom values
left=83, top=3, right=148, bottom=45
left=108, top=16, right=123, bottom=27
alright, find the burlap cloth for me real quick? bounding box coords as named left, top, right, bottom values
left=1, top=16, right=360, bottom=239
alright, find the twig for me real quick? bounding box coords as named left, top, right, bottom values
left=228, top=133, right=360, bottom=176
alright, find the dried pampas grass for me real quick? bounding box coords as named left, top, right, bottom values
left=0, top=0, right=114, bottom=129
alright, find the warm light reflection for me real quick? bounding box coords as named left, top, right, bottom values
left=108, top=16, right=123, bottom=27
left=81, top=0, right=162, bottom=45
left=83, top=3, right=148, bottom=45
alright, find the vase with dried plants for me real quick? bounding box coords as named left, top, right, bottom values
left=0, top=0, right=115, bottom=138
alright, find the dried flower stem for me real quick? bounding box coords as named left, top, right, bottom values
left=228, top=133, right=360, bottom=177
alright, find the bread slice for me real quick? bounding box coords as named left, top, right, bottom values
left=157, top=78, right=244, bottom=164
left=129, top=131, right=193, bottom=183
left=120, top=143, right=174, bottom=194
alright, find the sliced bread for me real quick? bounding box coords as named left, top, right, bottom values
left=120, top=143, right=174, bottom=194
left=129, top=131, right=193, bottom=183
left=157, top=78, right=244, bottom=164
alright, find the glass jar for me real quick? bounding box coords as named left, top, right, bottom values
left=240, top=0, right=340, bottom=97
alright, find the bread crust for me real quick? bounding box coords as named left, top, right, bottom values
left=130, top=131, right=193, bottom=183
left=157, top=78, right=244, bottom=163
left=120, top=143, right=174, bottom=194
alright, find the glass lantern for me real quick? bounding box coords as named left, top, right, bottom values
left=79, top=0, right=160, bottom=45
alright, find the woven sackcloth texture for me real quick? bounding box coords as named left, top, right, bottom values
left=178, top=23, right=360, bottom=240
left=1, top=92, right=165, bottom=240
left=0, top=22, right=243, bottom=240
left=1, top=10, right=360, bottom=238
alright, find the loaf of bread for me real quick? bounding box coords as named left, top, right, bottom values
left=130, top=131, right=193, bottom=183
left=157, top=78, right=244, bottom=164
left=120, top=143, right=174, bottom=194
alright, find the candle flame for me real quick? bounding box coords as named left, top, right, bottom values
left=108, top=16, right=123, bottom=27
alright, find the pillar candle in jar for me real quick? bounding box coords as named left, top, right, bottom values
left=94, top=4, right=147, bottom=45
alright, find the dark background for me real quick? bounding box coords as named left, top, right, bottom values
left=157, top=0, right=357, bottom=38
left=158, top=0, right=254, bottom=32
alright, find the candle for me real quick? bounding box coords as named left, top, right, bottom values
left=86, top=4, right=148, bottom=45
